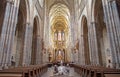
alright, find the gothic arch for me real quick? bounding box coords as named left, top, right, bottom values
left=31, top=16, right=40, bottom=65
left=81, top=16, right=90, bottom=65
left=13, top=0, right=28, bottom=66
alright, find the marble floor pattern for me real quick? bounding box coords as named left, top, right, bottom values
left=41, top=67, right=80, bottom=77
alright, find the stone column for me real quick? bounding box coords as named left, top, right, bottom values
left=90, top=22, right=99, bottom=65
left=5, top=0, right=20, bottom=68
left=102, top=0, right=120, bottom=68
left=0, top=0, right=20, bottom=69
left=39, top=39, right=43, bottom=64
left=78, top=34, right=83, bottom=65
left=76, top=39, right=80, bottom=64
left=22, top=24, right=33, bottom=66
left=36, top=36, right=42, bottom=64
left=0, top=0, right=13, bottom=69
left=78, top=39, right=81, bottom=64
left=88, top=24, right=94, bottom=65
left=80, top=26, right=85, bottom=65
left=108, top=0, right=120, bottom=68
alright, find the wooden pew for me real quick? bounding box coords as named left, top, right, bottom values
left=0, top=74, right=22, bottom=77
left=0, top=64, right=48, bottom=77
left=72, top=64, right=120, bottom=77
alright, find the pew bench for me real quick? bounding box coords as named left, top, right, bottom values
left=72, top=64, right=120, bottom=77
left=0, top=73, right=22, bottom=77
left=0, top=64, right=48, bottom=77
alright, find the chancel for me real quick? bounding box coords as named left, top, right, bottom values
left=0, top=0, right=120, bottom=77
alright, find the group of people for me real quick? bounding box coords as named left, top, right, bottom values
left=53, top=64, right=70, bottom=75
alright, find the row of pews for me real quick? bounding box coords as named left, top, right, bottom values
left=72, top=64, right=120, bottom=77
left=0, top=64, right=48, bottom=77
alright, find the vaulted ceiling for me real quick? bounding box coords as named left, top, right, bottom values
left=49, top=3, right=70, bottom=31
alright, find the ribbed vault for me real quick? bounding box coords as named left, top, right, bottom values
left=49, top=3, right=70, bottom=32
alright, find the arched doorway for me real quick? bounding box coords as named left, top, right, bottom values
left=0, top=0, right=6, bottom=37
left=31, top=17, right=39, bottom=65
left=82, top=16, right=90, bottom=65
left=14, top=0, right=27, bottom=66
left=94, top=0, right=111, bottom=67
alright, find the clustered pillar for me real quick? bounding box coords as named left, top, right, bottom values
left=0, top=0, right=20, bottom=69
left=101, top=0, right=120, bottom=68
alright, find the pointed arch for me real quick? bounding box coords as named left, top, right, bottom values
left=31, top=16, right=40, bottom=65
left=81, top=16, right=90, bottom=65
left=13, top=0, right=29, bottom=66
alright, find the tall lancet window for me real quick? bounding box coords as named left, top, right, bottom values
left=54, top=31, right=57, bottom=41
left=62, top=31, right=65, bottom=41
left=58, top=31, right=62, bottom=41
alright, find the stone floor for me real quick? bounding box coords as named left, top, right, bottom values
left=41, top=67, right=80, bottom=77
left=50, top=75, right=74, bottom=77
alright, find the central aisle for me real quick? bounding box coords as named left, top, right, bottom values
left=41, top=67, right=80, bottom=77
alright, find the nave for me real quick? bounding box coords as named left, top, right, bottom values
left=0, top=0, right=120, bottom=77
left=0, top=63, right=80, bottom=77
left=0, top=63, right=120, bottom=77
